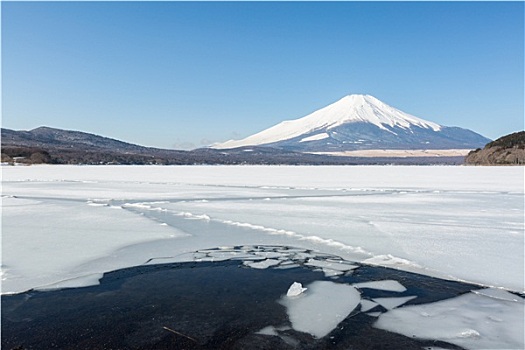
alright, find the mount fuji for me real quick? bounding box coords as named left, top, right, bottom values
left=211, top=95, right=490, bottom=153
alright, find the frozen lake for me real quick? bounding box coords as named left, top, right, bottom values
left=3, top=165, right=523, bottom=293
left=2, top=165, right=524, bottom=348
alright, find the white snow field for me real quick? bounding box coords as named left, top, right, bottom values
left=2, top=165, right=524, bottom=348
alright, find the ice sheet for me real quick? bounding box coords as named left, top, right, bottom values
left=374, top=289, right=525, bottom=349
left=1, top=196, right=187, bottom=293
left=2, top=165, right=523, bottom=294
left=152, top=184, right=523, bottom=291
left=4, top=165, right=522, bottom=192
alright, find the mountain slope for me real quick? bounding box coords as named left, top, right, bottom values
left=1, top=126, right=189, bottom=165
left=1, top=126, right=153, bottom=153
left=212, top=95, right=491, bottom=152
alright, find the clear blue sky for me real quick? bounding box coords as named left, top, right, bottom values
left=2, top=1, right=523, bottom=149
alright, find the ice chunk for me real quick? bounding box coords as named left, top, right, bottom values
left=254, top=251, right=286, bottom=259
left=353, top=280, right=407, bottom=292
left=292, top=252, right=316, bottom=260
left=305, top=258, right=359, bottom=272
left=277, top=248, right=307, bottom=253
left=244, top=259, right=281, bottom=269
left=321, top=268, right=345, bottom=277
left=287, top=282, right=307, bottom=297
left=372, top=296, right=416, bottom=310
left=209, top=251, right=255, bottom=260
left=280, top=281, right=361, bottom=338
left=275, top=264, right=300, bottom=270
left=256, top=326, right=279, bottom=336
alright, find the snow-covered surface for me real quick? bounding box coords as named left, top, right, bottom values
left=375, top=288, right=524, bottom=350
left=1, top=165, right=523, bottom=295
left=212, top=95, right=442, bottom=149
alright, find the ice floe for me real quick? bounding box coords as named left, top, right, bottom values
left=305, top=258, right=359, bottom=277
left=374, top=290, right=524, bottom=349
left=279, top=281, right=361, bottom=338
left=353, top=280, right=407, bottom=292
left=305, top=258, right=359, bottom=272
left=144, top=245, right=362, bottom=278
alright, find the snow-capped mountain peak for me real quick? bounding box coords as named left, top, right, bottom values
left=212, top=94, right=489, bottom=151
left=297, top=94, right=442, bottom=132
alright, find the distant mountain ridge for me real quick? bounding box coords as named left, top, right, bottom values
left=2, top=126, right=151, bottom=153
left=1, top=126, right=191, bottom=165
left=1, top=126, right=467, bottom=165
left=212, top=95, right=491, bottom=152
